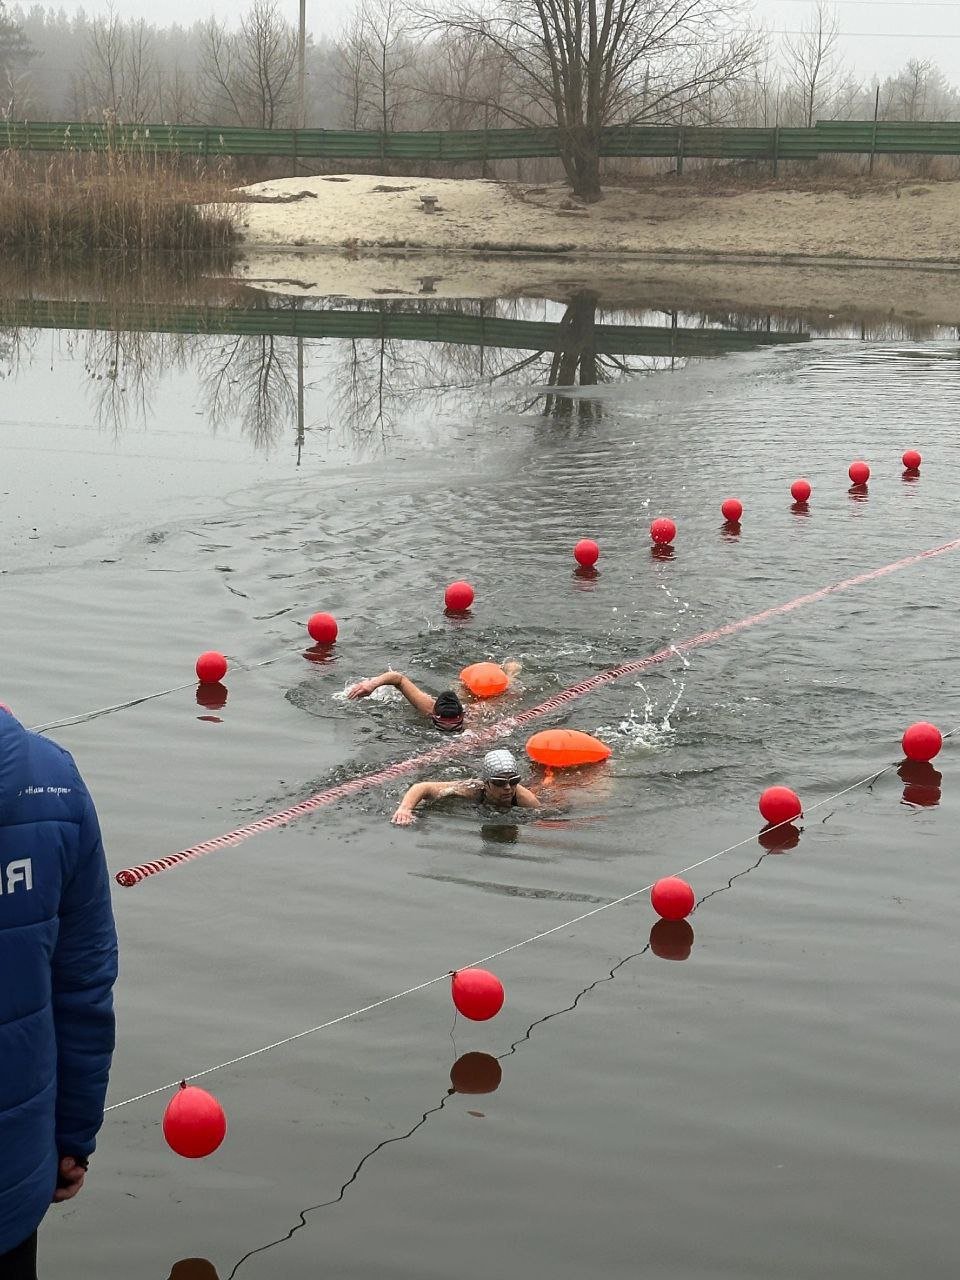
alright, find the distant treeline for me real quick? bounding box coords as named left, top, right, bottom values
left=2, top=2, right=960, bottom=136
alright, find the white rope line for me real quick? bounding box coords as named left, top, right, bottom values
left=29, top=649, right=300, bottom=734
left=105, top=739, right=945, bottom=1114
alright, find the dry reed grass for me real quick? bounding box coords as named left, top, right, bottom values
left=0, top=149, right=241, bottom=267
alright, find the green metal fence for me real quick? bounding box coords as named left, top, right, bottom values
left=2, top=119, right=960, bottom=165
left=0, top=298, right=809, bottom=355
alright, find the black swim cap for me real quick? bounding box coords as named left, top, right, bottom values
left=432, top=690, right=465, bottom=730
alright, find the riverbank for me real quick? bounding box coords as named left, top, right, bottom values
left=232, top=171, right=960, bottom=263
left=229, top=170, right=960, bottom=324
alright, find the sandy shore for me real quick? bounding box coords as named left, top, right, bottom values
left=229, top=172, right=960, bottom=322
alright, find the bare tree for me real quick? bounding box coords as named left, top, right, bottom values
left=781, top=0, right=843, bottom=127
left=333, top=0, right=417, bottom=132
left=198, top=1, right=298, bottom=129
left=334, top=12, right=370, bottom=129
left=0, top=1, right=33, bottom=117
left=418, top=30, right=511, bottom=137
left=155, top=63, right=200, bottom=125
left=415, top=0, right=760, bottom=200
left=365, top=0, right=415, bottom=134
left=880, top=59, right=960, bottom=122
left=73, top=8, right=162, bottom=122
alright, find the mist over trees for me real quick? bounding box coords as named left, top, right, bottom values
left=1, top=1, right=959, bottom=186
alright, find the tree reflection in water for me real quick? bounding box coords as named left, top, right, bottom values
left=84, top=329, right=193, bottom=440
left=199, top=333, right=299, bottom=452
left=325, top=291, right=661, bottom=437
left=0, top=287, right=814, bottom=451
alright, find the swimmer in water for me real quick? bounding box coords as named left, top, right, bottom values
left=391, top=749, right=539, bottom=825
left=348, top=663, right=521, bottom=733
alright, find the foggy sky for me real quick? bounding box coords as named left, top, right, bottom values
left=32, top=0, right=960, bottom=85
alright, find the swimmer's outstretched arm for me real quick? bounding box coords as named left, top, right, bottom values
left=347, top=669, right=398, bottom=699
left=348, top=670, right=436, bottom=717
left=391, top=780, right=474, bottom=825
left=514, top=784, right=540, bottom=809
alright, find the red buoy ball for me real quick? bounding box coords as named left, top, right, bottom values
left=758, top=785, right=803, bottom=825
left=902, top=449, right=922, bottom=470
left=162, top=1084, right=227, bottom=1159
left=307, top=612, right=338, bottom=645
left=650, top=876, right=695, bottom=921
left=848, top=460, right=870, bottom=485
left=451, top=968, right=504, bottom=1021
left=195, top=651, right=227, bottom=684
left=790, top=479, right=811, bottom=503
left=444, top=580, right=475, bottom=611
left=721, top=498, right=743, bottom=523
left=574, top=538, right=600, bottom=568
left=650, top=517, right=676, bottom=546
left=902, top=721, right=943, bottom=763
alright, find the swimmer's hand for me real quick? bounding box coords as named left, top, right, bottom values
left=392, top=806, right=417, bottom=826
left=347, top=679, right=376, bottom=700
left=349, top=671, right=401, bottom=700
left=503, top=660, right=522, bottom=681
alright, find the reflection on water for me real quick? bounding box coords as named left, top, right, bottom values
left=2, top=272, right=957, bottom=453
left=758, top=821, right=803, bottom=853
left=0, top=281, right=815, bottom=449
left=449, top=1051, right=503, bottom=1094
left=195, top=682, right=229, bottom=712
left=167, top=1263, right=220, bottom=1280
left=9, top=258, right=960, bottom=1280
left=898, top=760, right=943, bottom=808
left=649, top=918, right=695, bottom=960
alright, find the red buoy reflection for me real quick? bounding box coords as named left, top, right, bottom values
left=195, top=682, right=228, bottom=711
left=758, top=821, right=802, bottom=854
left=302, top=644, right=337, bottom=664
left=450, top=1052, right=503, bottom=1095
left=167, top=1262, right=220, bottom=1280
left=898, top=759, right=942, bottom=808
left=649, top=918, right=694, bottom=961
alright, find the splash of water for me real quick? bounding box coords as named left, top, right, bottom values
left=596, top=649, right=690, bottom=751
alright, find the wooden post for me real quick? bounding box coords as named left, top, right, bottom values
left=869, top=84, right=880, bottom=174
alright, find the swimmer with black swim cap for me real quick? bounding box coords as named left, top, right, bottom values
left=347, top=669, right=465, bottom=732
left=430, top=689, right=466, bottom=732
left=391, top=748, right=539, bottom=825
left=348, top=663, right=520, bottom=733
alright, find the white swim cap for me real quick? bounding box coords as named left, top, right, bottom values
left=482, top=749, right=520, bottom=782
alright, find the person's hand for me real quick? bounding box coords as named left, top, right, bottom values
left=347, top=679, right=376, bottom=700
left=52, top=1155, right=86, bottom=1203
left=392, top=807, right=416, bottom=825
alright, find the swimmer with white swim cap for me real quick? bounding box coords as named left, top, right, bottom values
left=391, top=748, right=539, bottom=825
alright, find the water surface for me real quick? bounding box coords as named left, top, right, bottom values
left=1, top=284, right=958, bottom=1279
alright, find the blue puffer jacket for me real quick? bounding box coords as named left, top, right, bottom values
left=0, top=711, right=118, bottom=1255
